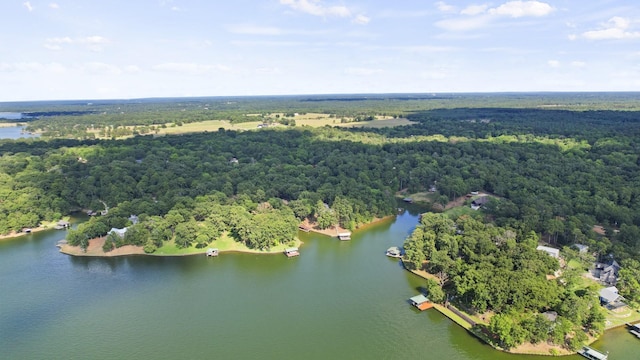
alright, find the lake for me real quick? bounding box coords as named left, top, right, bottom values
left=0, top=112, right=39, bottom=139
left=0, top=209, right=634, bottom=359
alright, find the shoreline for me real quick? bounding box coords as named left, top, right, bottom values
left=58, top=236, right=303, bottom=258
left=302, top=215, right=395, bottom=238
left=58, top=216, right=395, bottom=258
left=0, top=224, right=57, bottom=242
left=403, top=262, right=589, bottom=356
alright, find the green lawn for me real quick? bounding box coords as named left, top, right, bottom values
left=444, top=205, right=478, bottom=219
left=153, top=233, right=301, bottom=256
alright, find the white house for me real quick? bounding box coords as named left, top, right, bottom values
left=536, top=245, right=560, bottom=258
left=109, top=227, right=127, bottom=238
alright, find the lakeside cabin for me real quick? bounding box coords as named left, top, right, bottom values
left=206, top=248, right=219, bottom=257
left=386, top=247, right=403, bottom=258
left=338, top=232, right=351, bottom=241
left=284, top=247, right=300, bottom=258
left=577, top=346, right=608, bottom=360
left=409, top=294, right=433, bottom=311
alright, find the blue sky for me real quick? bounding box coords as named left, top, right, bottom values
left=1, top=0, right=639, bottom=101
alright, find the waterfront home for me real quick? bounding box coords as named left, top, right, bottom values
left=593, top=259, right=621, bottom=286
left=109, top=227, right=128, bottom=238
left=284, top=247, right=300, bottom=257
left=599, top=286, right=626, bottom=311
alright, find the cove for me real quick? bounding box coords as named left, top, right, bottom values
left=0, top=208, right=633, bottom=359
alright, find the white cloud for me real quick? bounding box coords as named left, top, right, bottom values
left=152, top=62, right=231, bottom=75
left=280, top=0, right=350, bottom=17
left=488, top=1, right=554, bottom=18
left=435, top=15, right=492, bottom=31
left=344, top=67, right=382, bottom=76
left=83, top=62, right=123, bottom=75
left=0, top=62, right=66, bottom=74
left=353, top=14, right=370, bottom=25
left=571, top=61, right=586, bottom=68
left=461, top=5, right=488, bottom=16
left=582, top=17, right=640, bottom=40
left=547, top=60, right=560, bottom=68
left=435, top=2, right=456, bottom=13
left=44, top=36, right=110, bottom=51
left=23, top=1, right=34, bottom=12
left=49, top=3, right=59, bottom=9
left=279, top=0, right=369, bottom=24
left=227, top=24, right=284, bottom=36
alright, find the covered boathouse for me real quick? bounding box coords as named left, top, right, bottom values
left=409, top=294, right=433, bottom=311
left=337, top=232, right=351, bottom=241
left=284, top=247, right=300, bottom=257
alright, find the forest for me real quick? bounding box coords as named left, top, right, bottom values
left=2, top=93, right=640, bottom=350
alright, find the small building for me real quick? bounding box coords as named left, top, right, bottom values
left=338, top=232, right=351, bottom=241
left=409, top=294, right=433, bottom=311
left=403, top=197, right=413, bottom=203
left=573, top=244, right=589, bottom=253
left=109, top=227, right=128, bottom=238
left=470, top=196, right=490, bottom=210
left=536, top=245, right=560, bottom=258
left=206, top=248, right=219, bottom=257
left=386, top=247, right=402, bottom=258
left=542, top=311, right=558, bottom=322
left=284, top=247, right=300, bottom=257
left=55, top=220, right=71, bottom=229
left=599, top=286, right=626, bottom=310
left=577, top=346, right=608, bottom=360
left=128, top=215, right=139, bottom=225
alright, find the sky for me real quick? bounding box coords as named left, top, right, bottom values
left=1, top=0, right=639, bottom=101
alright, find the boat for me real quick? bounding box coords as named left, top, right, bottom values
left=385, top=246, right=402, bottom=258
left=577, top=346, right=608, bottom=360
left=206, top=248, right=219, bottom=257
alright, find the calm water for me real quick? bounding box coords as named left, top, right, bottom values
left=0, top=209, right=632, bottom=359
left=0, top=112, right=39, bottom=139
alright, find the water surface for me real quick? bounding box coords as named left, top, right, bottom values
left=0, top=209, right=631, bottom=359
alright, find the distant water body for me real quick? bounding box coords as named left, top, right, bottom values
left=0, top=112, right=39, bottom=139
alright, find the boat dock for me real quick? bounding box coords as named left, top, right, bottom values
left=284, top=247, right=300, bottom=257
left=577, top=346, right=608, bottom=360
left=298, top=225, right=310, bottom=232
left=206, top=248, right=219, bottom=257
left=337, top=232, right=351, bottom=241
left=627, top=322, right=640, bottom=338
left=409, top=294, right=433, bottom=311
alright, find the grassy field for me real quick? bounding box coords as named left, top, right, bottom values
left=444, top=205, right=478, bottom=219
left=153, top=113, right=417, bottom=136
left=153, top=233, right=301, bottom=256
